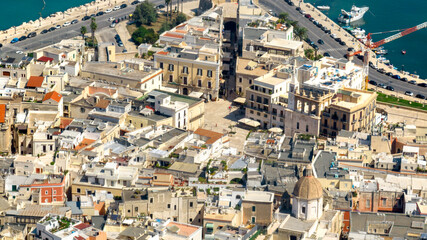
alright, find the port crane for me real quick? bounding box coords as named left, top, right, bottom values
left=347, top=21, right=427, bottom=90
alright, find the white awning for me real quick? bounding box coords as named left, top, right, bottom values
left=233, top=97, right=246, bottom=104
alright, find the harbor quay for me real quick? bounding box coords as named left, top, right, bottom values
left=288, top=0, right=427, bottom=85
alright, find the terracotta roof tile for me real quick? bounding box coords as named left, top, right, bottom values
left=167, top=222, right=199, bottom=237
left=194, top=128, right=224, bottom=145
left=26, top=76, right=44, bottom=88
left=37, top=56, right=54, bottom=62
left=75, top=138, right=96, bottom=151
left=87, top=86, right=116, bottom=96
left=95, top=99, right=110, bottom=109
left=42, top=91, right=62, bottom=103
left=60, top=117, right=73, bottom=129
left=74, top=223, right=91, bottom=230
left=163, top=32, right=184, bottom=39
left=0, top=104, right=5, bottom=123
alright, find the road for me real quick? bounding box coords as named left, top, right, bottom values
left=0, top=0, right=170, bottom=55
left=259, top=0, right=427, bottom=97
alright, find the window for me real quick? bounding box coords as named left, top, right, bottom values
left=53, top=198, right=56, bottom=202
left=207, top=70, right=213, bottom=77
left=366, top=199, right=370, bottom=207
left=208, top=81, right=212, bottom=89
left=306, top=125, right=309, bottom=132
left=80, top=107, right=85, bottom=113
left=198, top=80, right=202, bottom=87
left=182, top=66, right=189, bottom=74
left=190, top=218, right=193, bottom=222
left=168, top=64, right=174, bottom=71
left=169, top=75, right=173, bottom=82
left=197, top=68, right=203, bottom=76
left=168, top=204, right=171, bottom=209
left=135, top=207, right=139, bottom=212
left=150, top=198, right=153, bottom=203
left=290, top=236, right=297, bottom=240
left=53, top=190, right=56, bottom=194
left=128, top=209, right=131, bottom=213
left=190, top=202, right=193, bottom=207
left=297, top=122, right=300, bottom=129
left=252, top=206, right=256, bottom=212
left=239, top=77, right=242, bottom=83
left=251, top=217, right=256, bottom=223
left=302, top=206, right=306, bottom=214
left=183, top=77, right=188, bottom=85
left=174, top=205, right=177, bottom=210
left=159, top=62, right=164, bottom=69
left=382, top=198, right=387, bottom=206
left=77, top=188, right=81, bottom=193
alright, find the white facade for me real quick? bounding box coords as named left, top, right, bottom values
left=140, top=70, right=163, bottom=93
left=292, top=197, right=323, bottom=221
left=155, top=95, right=189, bottom=129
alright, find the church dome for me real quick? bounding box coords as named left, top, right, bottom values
left=292, top=165, right=323, bottom=200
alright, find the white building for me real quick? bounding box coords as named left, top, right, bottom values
left=154, top=93, right=189, bottom=129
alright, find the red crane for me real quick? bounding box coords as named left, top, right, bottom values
left=346, top=21, right=427, bottom=90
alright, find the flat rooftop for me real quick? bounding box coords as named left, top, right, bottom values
left=82, top=62, right=159, bottom=82
left=243, top=191, right=274, bottom=203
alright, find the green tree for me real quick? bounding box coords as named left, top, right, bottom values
left=132, top=26, right=159, bottom=45
left=294, top=26, right=307, bottom=41
left=90, top=18, right=97, bottom=43
left=174, top=12, right=186, bottom=25
left=159, top=22, right=172, bottom=34
left=278, top=12, right=289, bottom=22
left=134, top=1, right=157, bottom=26
left=80, top=26, right=87, bottom=39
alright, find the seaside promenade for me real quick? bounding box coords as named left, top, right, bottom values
left=0, top=0, right=131, bottom=45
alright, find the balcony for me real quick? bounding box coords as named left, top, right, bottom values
left=322, top=112, right=330, bottom=117
left=331, top=114, right=339, bottom=120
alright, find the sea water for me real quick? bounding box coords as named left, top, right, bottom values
left=307, top=0, right=427, bottom=78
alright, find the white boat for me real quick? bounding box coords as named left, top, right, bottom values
left=338, top=5, right=369, bottom=24
left=350, top=28, right=366, bottom=38
left=317, top=6, right=330, bottom=10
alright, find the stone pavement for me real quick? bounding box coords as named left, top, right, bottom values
left=379, top=103, right=427, bottom=127
left=204, top=99, right=249, bottom=155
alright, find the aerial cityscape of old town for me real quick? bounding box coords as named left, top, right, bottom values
left=0, top=0, right=426, bottom=239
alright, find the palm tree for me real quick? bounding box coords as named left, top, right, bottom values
left=90, top=17, right=97, bottom=44
left=294, top=26, right=307, bottom=41
left=278, top=12, right=289, bottom=21
left=80, top=26, right=87, bottom=39
left=165, top=0, right=170, bottom=21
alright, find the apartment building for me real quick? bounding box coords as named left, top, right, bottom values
left=241, top=191, right=274, bottom=226
left=154, top=8, right=224, bottom=100
left=245, top=67, right=292, bottom=129
left=320, top=89, right=377, bottom=136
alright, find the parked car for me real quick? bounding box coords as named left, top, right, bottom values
left=131, top=1, right=139, bottom=5
left=323, top=52, right=330, bottom=57
left=317, top=39, right=324, bottom=45
left=392, top=74, right=401, bottom=80
left=120, top=4, right=128, bottom=9
left=10, top=38, right=19, bottom=44
left=408, top=80, right=417, bottom=85
left=386, top=86, right=394, bottom=91
left=110, top=23, right=116, bottom=28
left=369, top=80, right=377, bottom=86
left=385, top=72, right=393, bottom=76
left=377, top=68, right=386, bottom=74
left=41, top=29, right=48, bottom=34
left=96, top=11, right=104, bottom=16
left=105, top=8, right=113, bottom=13
left=378, top=83, right=386, bottom=88
left=71, top=19, right=79, bottom=24
left=108, top=17, right=115, bottom=21
left=82, top=15, right=91, bottom=21
left=416, top=94, right=426, bottom=100
left=49, top=27, right=56, bottom=32
left=405, top=91, right=413, bottom=96
left=56, top=25, right=61, bottom=29
left=18, top=36, right=27, bottom=41
left=62, top=21, right=71, bottom=27
left=339, top=40, right=346, bottom=46
left=400, top=77, right=408, bottom=82
left=27, top=32, right=37, bottom=38
left=418, top=83, right=427, bottom=87
left=113, top=5, right=121, bottom=11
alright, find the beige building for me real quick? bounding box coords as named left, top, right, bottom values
left=154, top=8, right=224, bottom=100
left=235, top=58, right=269, bottom=96
left=120, top=187, right=203, bottom=225
left=241, top=191, right=274, bottom=226
left=320, top=89, right=377, bottom=136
